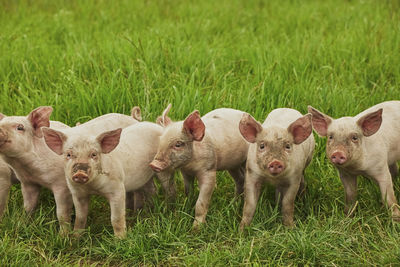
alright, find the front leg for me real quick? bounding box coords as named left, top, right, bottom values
left=389, top=163, right=399, bottom=180
left=373, top=168, right=400, bottom=221
left=133, top=189, right=145, bottom=211
left=108, top=190, right=126, bottom=238
left=239, top=169, right=262, bottom=230
left=192, top=170, right=216, bottom=230
left=182, top=171, right=195, bottom=197
left=53, top=186, right=73, bottom=236
left=280, top=181, right=301, bottom=227
left=339, top=170, right=358, bottom=215
left=228, top=165, right=245, bottom=196
left=21, top=182, right=41, bottom=214
left=72, top=193, right=90, bottom=233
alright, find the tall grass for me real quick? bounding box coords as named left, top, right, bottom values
left=0, top=0, right=399, bottom=265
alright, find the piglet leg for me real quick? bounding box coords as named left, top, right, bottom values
left=240, top=171, right=262, bottom=230
left=228, top=165, right=245, bottom=196
left=375, top=169, right=400, bottom=221
left=192, top=170, right=216, bottom=230
left=53, top=187, right=73, bottom=236
left=339, top=170, right=358, bottom=215
left=109, top=190, right=126, bottom=238
left=280, top=181, right=300, bottom=227
left=72, top=194, right=90, bottom=233
left=21, top=182, right=40, bottom=214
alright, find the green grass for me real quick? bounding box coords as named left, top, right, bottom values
left=1, top=0, right=400, bottom=265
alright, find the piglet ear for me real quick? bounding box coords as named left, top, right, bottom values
left=183, top=110, right=205, bottom=141
left=42, top=127, right=67, bottom=155
left=156, top=104, right=172, bottom=127
left=131, top=106, right=142, bottom=121
left=288, top=114, right=312, bottom=145
left=0, top=113, right=5, bottom=120
left=96, top=128, right=122, bottom=154
left=27, top=106, right=53, bottom=137
left=307, top=106, right=332, bottom=137
left=239, top=113, right=263, bottom=143
left=357, top=108, right=382, bottom=137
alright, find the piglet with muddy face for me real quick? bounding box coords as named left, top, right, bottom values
left=150, top=105, right=249, bottom=229
left=308, top=101, right=400, bottom=221
left=43, top=122, right=174, bottom=238
left=239, top=108, right=314, bottom=229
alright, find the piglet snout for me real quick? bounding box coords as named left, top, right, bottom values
left=330, top=151, right=347, bottom=165
left=72, top=171, right=89, bottom=184
left=268, top=160, right=285, bottom=175
left=149, top=160, right=167, bottom=173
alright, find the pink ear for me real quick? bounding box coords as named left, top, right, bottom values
left=0, top=113, right=5, bottom=120
left=183, top=110, right=205, bottom=141
left=307, top=106, right=332, bottom=137
left=288, top=114, right=312, bottom=144
left=27, top=106, right=53, bottom=137
left=239, top=113, right=263, bottom=143
left=42, top=127, right=66, bottom=155
left=131, top=106, right=142, bottom=121
left=157, top=104, right=172, bottom=127
left=357, top=108, right=383, bottom=137
left=96, top=128, right=122, bottom=153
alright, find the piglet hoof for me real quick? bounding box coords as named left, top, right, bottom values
left=391, top=211, right=400, bottom=223
left=59, top=227, right=70, bottom=238
left=114, top=230, right=127, bottom=239
left=72, top=229, right=85, bottom=238
left=192, top=220, right=204, bottom=231
left=345, top=202, right=358, bottom=218
left=283, top=220, right=295, bottom=229
left=239, top=221, right=248, bottom=232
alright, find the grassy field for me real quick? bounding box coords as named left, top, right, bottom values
left=1, top=0, right=400, bottom=265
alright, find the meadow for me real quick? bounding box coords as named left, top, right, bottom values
left=1, top=0, right=400, bottom=265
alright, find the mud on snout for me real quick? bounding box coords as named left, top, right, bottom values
left=71, top=163, right=91, bottom=184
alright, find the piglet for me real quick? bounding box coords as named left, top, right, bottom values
left=239, top=108, right=314, bottom=228
left=150, top=105, right=249, bottom=229
left=308, top=101, right=400, bottom=220
left=0, top=107, right=140, bottom=234
left=43, top=122, right=174, bottom=238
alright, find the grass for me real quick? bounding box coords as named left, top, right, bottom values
left=1, top=0, right=400, bottom=265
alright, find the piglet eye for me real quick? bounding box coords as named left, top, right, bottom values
left=175, top=141, right=184, bottom=148
left=16, top=124, right=24, bottom=131
left=66, top=153, right=72, bottom=159
left=328, top=135, right=333, bottom=140
left=259, top=143, right=265, bottom=150
left=91, top=152, right=97, bottom=158
left=285, top=144, right=291, bottom=150
left=351, top=135, right=358, bottom=142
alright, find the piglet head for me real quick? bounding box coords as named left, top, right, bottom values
left=308, top=106, right=382, bottom=168
left=0, top=106, right=52, bottom=157
left=240, top=113, right=312, bottom=177
left=43, top=127, right=122, bottom=185
left=150, top=110, right=205, bottom=172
